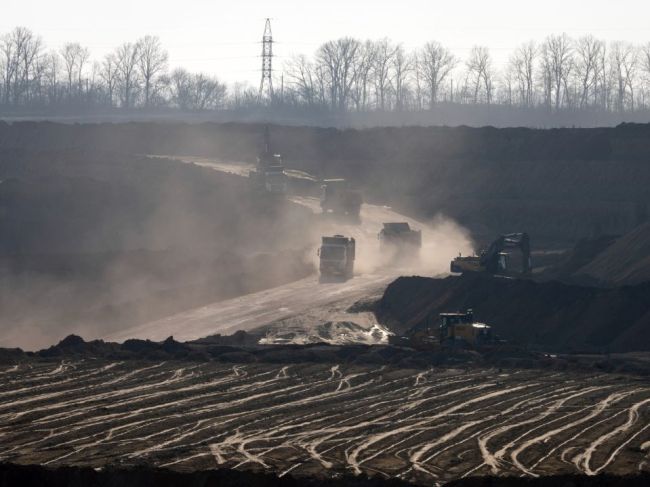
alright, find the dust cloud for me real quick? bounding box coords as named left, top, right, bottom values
left=0, top=151, right=315, bottom=351
left=306, top=200, right=473, bottom=279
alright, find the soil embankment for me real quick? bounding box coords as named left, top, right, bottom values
left=2, top=121, right=650, bottom=245
left=571, top=222, right=650, bottom=285
left=377, top=274, right=650, bottom=352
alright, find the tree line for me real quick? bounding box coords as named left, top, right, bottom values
left=0, top=27, right=226, bottom=111
left=2, top=26, right=650, bottom=116
left=285, top=35, right=650, bottom=113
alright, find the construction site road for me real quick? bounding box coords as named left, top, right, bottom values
left=103, top=157, right=472, bottom=345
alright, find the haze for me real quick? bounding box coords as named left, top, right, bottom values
left=3, top=0, right=649, bottom=84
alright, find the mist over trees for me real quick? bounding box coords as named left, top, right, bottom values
left=2, top=25, right=650, bottom=125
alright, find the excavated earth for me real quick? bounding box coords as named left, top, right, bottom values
left=3, top=122, right=650, bottom=486
left=570, top=223, right=650, bottom=286
left=2, top=121, right=650, bottom=245
left=377, top=274, right=650, bottom=353
left=0, top=358, right=649, bottom=485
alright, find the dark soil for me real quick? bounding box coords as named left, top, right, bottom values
left=377, top=274, right=650, bottom=353
left=0, top=463, right=647, bottom=487
left=2, top=121, right=650, bottom=245
left=0, top=462, right=409, bottom=487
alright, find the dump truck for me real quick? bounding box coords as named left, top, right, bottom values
left=249, top=126, right=288, bottom=194
left=451, top=232, right=531, bottom=276
left=318, top=235, right=355, bottom=281
left=320, top=179, right=362, bottom=223
left=379, top=222, right=422, bottom=264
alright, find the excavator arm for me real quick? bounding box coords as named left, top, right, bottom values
left=479, top=232, right=531, bottom=274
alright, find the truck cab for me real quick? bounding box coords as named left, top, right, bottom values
left=320, top=179, right=362, bottom=222
left=318, top=235, right=356, bottom=282
left=378, top=222, right=422, bottom=264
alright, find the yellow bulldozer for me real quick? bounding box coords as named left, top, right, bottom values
left=439, top=310, right=493, bottom=346
left=405, top=309, right=494, bottom=349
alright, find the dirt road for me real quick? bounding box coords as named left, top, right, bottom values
left=103, top=158, right=471, bottom=345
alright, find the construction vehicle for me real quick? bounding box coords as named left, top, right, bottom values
left=399, top=309, right=494, bottom=349
left=318, top=235, right=355, bottom=281
left=249, top=126, right=288, bottom=194
left=439, top=310, right=493, bottom=346
left=451, top=232, right=531, bottom=276
left=320, top=179, right=362, bottom=223
left=379, top=222, right=422, bottom=264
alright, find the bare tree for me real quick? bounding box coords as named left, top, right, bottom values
left=640, top=43, right=650, bottom=108
left=1, top=27, right=42, bottom=104
left=114, top=42, right=140, bottom=108
left=60, top=42, right=89, bottom=97
left=509, top=42, right=536, bottom=106
left=43, top=51, right=61, bottom=105
left=372, top=38, right=397, bottom=110
left=466, top=46, right=493, bottom=104
left=544, top=34, right=574, bottom=110
left=610, top=41, right=638, bottom=112
left=391, top=44, right=411, bottom=110
left=136, top=35, right=168, bottom=108
left=418, top=41, right=457, bottom=108
left=192, top=73, right=227, bottom=109
left=100, top=53, right=118, bottom=107
left=349, top=40, right=376, bottom=111
left=316, top=37, right=361, bottom=110
left=168, top=68, right=225, bottom=110
left=575, top=36, right=604, bottom=108
left=1, top=32, right=18, bottom=103
left=285, top=54, right=317, bottom=106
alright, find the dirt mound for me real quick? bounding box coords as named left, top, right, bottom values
left=541, top=235, right=619, bottom=283
left=572, top=223, right=650, bottom=285
left=377, top=274, right=650, bottom=352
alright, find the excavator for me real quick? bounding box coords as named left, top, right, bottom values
left=249, top=126, right=288, bottom=194
left=451, top=232, right=532, bottom=276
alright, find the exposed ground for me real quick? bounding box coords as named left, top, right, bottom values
left=98, top=157, right=470, bottom=346
left=2, top=463, right=649, bottom=487
left=2, top=122, right=650, bottom=245
left=377, top=274, right=650, bottom=353
left=570, top=223, right=650, bottom=286
left=0, top=150, right=314, bottom=349
left=3, top=121, right=650, bottom=487
left=0, top=360, right=648, bottom=485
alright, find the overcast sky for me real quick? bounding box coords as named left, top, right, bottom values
left=3, top=0, right=650, bottom=85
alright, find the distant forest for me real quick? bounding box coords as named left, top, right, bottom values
left=2, top=26, right=650, bottom=127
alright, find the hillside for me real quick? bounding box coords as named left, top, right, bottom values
left=573, top=223, right=650, bottom=285
left=377, top=274, right=650, bottom=352
left=2, top=122, right=650, bottom=245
